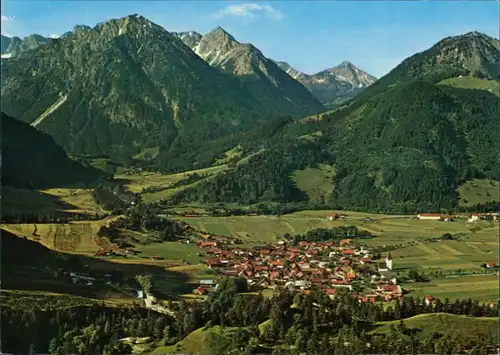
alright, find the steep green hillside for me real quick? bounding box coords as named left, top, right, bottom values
left=170, top=32, right=500, bottom=212
left=1, top=112, right=105, bottom=188
left=1, top=15, right=321, bottom=172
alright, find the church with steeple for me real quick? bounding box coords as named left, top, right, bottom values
left=385, top=252, right=393, bottom=271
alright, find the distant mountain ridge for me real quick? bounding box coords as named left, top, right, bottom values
left=1, top=34, right=50, bottom=58
left=274, top=60, right=377, bottom=107
left=172, top=29, right=375, bottom=108
left=173, top=28, right=324, bottom=114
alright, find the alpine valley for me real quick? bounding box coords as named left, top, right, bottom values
left=2, top=11, right=500, bottom=355
left=2, top=16, right=499, bottom=212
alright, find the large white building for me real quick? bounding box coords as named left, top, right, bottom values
left=417, top=213, right=442, bottom=221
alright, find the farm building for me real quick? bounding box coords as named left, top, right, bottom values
left=326, top=213, right=339, bottom=221
left=417, top=213, right=442, bottom=221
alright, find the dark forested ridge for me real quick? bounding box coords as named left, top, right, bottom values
left=1, top=112, right=105, bottom=188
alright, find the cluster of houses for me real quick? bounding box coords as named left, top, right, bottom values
left=416, top=212, right=499, bottom=222
left=467, top=213, right=499, bottom=223
left=194, top=240, right=404, bottom=303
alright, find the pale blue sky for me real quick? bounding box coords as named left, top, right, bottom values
left=1, top=1, right=498, bottom=77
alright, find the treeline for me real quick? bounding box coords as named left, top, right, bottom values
left=4, top=278, right=498, bottom=355
left=291, top=226, right=373, bottom=244
left=97, top=209, right=191, bottom=243
left=91, top=181, right=139, bottom=212
left=0, top=211, right=107, bottom=224
left=2, top=303, right=165, bottom=355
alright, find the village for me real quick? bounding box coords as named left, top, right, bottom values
left=193, top=237, right=409, bottom=305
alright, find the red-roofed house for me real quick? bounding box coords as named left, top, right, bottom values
left=342, top=249, right=354, bottom=255
left=340, top=239, right=352, bottom=246
left=269, top=271, right=280, bottom=279
left=424, top=295, right=436, bottom=306
left=206, top=258, right=222, bottom=268
left=327, top=213, right=340, bottom=221
left=194, top=286, right=209, bottom=295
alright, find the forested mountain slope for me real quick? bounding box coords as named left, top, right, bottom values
left=1, top=112, right=105, bottom=188
left=171, top=32, right=500, bottom=212
left=1, top=15, right=322, bottom=172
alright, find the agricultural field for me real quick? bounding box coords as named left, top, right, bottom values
left=42, top=188, right=105, bottom=214
left=403, top=275, right=499, bottom=304
left=371, top=313, right=499, bottom=337
left=132, top=242, right=206, bottom=264
left=0, top=289, right=137, bottom=310
left=1, top=186, right=104, bottom=215
left=177, top=210, right=498, bottom=243
left=457, top=178, right=500, bottom=207
left=1, top=216, right=121, bottom=254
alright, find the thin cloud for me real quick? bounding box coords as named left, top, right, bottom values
left=209, top=3, right=283, bottom=21
left=1, top=15, right=15, bottom=37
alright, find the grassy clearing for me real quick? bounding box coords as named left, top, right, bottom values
left=132, top=242, right=206, bottom=264
left=152, top=326, right=242, bottom=354
left=371, top=313, right=499, bottom=337
left=117, top=165, right=228, bottom=203
left=215, top=145, right=242, bottom=165
left=457, top=178, right=500, bottom=207
left=438, top=76, right=500, bottom=96
left=292, top=164, right=335, bottom=202
left=133, top=146, right=160, bottom=161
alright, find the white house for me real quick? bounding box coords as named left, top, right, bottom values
left=467, top=214, right=481, bottom=223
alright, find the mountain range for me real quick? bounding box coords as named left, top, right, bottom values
left=171, top=31, right=500, bottom=212
left=274, top=60, right=377, bottom=107
left=172, top=30, right=377, bottom=108
left=1, top=14, right=499, bottom=212
left=0, top=15, right=323, bottom=172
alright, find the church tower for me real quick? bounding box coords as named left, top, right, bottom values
left=385, top=252, right=393, bottom=271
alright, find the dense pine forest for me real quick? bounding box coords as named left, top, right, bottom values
left=2, top=278, right=498, bottom=355
left=172, top=80, right=500, bottom=213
